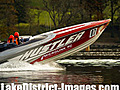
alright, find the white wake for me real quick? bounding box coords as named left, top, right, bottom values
left=0, top=60, right=65, bottom=71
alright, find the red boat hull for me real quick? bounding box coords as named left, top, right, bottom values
left=2, top=19, right=111, bottom=64
left=28, top=19, right=111, bottom=64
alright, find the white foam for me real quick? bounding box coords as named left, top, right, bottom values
left=57, top=59, right=120, bottom=66
left=1, top=59, right=120, bottom=71
left=0, top=60, right=65, bottom=71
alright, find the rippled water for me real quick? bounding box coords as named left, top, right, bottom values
left=0, top=59, right=120, bottom=86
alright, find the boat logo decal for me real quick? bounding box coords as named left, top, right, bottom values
left=19, top=31, right=85, bottom=62
left=89, top=28, right=97, bottom=38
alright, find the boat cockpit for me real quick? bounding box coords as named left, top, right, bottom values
left=0, top=35, right=48, bottom=52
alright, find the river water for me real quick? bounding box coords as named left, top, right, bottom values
left=0, top=59, right=120, bottom=89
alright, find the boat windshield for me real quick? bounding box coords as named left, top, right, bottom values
left=29, top=35, right=47, bottom=41
left=19, top=35, right=48, bottom=46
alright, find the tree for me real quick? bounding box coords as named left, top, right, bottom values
left=43, top=0, right=82, bottom=28
left=83, top=0, right=108, bottom=20
left=109, top=0, right=120, bottom=24
left=0, top=0, right=18, bottom=40
left=14, top=0, right=29, bottom=23
left=105, top=0, right=120, bottom=38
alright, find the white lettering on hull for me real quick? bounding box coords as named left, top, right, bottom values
left=19, top=31, right=85, bottom=61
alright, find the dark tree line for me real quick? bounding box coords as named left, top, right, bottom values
left=43, top=0, right=82, bottom=28
left=0, top=0, right=18, bottom=39
left=42, top=0, right=120, bottom=42
left=14, top=0, right=29, bottom=23
left=0, top=0, right=29, bottom=40
left=43, top=0, right=120, bottom=28
left=0, top=0, right=120, bottom=42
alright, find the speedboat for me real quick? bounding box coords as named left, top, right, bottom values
left=0, top=19, right=111, bottom=64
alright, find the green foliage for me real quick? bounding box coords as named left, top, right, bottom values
left=0, top=0, right=18, bottom=41
left=16, top=23, right=50, bottom=36
left=14, top=0, right=29, bottom=23
left=0, top=26, right=18, bottom=41
left=0, top=0, right=120, bottom=43
left=29, top=0, right=44, bottom=8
